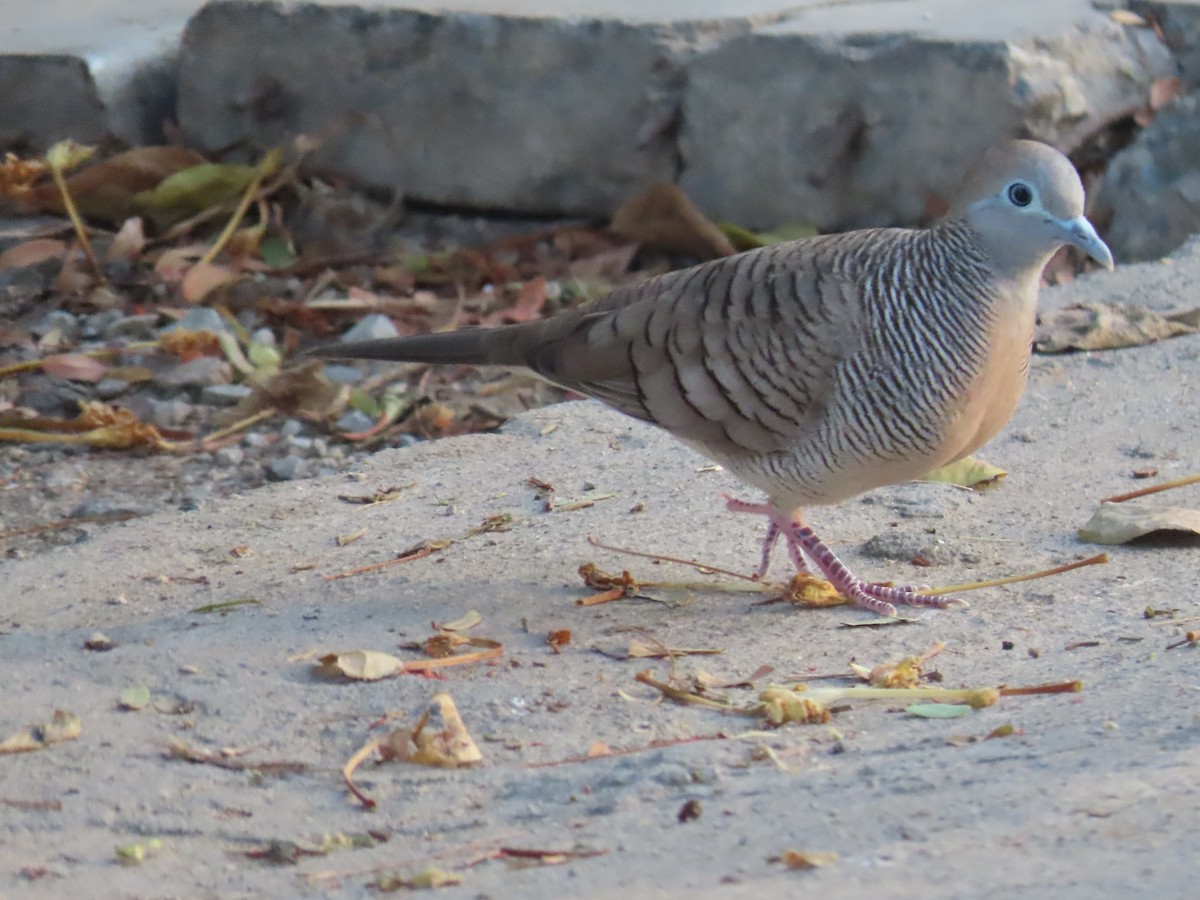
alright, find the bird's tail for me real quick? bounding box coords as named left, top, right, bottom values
left=307, top=326, right=528, bottom=368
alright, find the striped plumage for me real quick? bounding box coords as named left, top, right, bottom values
left=312, top=140, right=1113, bottom=616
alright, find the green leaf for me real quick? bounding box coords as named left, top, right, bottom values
left=134, top=162, right=258, bottom=230
left=119, top=685, right=151, bottom=711
left=259, top=235, right=297, bottom=269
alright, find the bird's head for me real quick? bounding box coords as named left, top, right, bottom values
left=954, top=139, right=1113, bottom=276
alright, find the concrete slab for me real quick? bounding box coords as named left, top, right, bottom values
left=1, top=1, right=1180, bottom=232
left=173, top=0, right=1171, bottom=229
left=0, top=0, right=206, bottom=149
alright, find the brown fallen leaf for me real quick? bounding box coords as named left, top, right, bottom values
left=547, top=629, right=572, bottom=653
left=610, top=183, right=735, bottom=259
left=1078, top=503, right=1200, bottom=545
left=24, top=146, right=207, bottom=224
left=1035, top=302, right=1197, bottom=352
left=773, top=849, right=839, bottom=870
left=181, top=260, right=238, bottom=304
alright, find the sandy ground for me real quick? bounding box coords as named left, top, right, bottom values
left=1, top=245, right=1198, bottom=899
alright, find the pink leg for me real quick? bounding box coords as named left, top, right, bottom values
left=724, top=496, right=967, bottom=617
left=723, top=495, right=810, bottom=578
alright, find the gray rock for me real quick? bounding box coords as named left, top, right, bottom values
left=82, top=309, right=127, bottom=339
left=162, top=307, right=230, bottom=337
left=214, top=446, right=245, bottom=467
left=337, top=313, right=399, bottom=344
left=19, top=377, right=92, bottom=416
left=70, top=498, right=153, bottom=519
left=860, top=529, right=978, bottom=566
left=176, top=0, right=1168, bottom=229
left=151, top=398, right=193, bottom=429
left=94, top=378, right=131, bottom=400
left=158, top=357, right=233, bottom=390
left=1094, top=94, right=1200, bottom=262
left=321, top=364, right=365, bottom=385
left=0, top=265, right=46, bottom=303
left=267, top=454, right=309, bottom=481
left=279, top=418, right=305, bottom=439
left=1131, top=0, right=1200, bottom=87
left=104, top=314, right=161, bottom=341
left=681, top=6, right=1171, bottom=230
left=336, top=410, right=375, bottom=434
left=31, top=309, right=81, bottom=340
left=199, top=383, right=253, bottom=407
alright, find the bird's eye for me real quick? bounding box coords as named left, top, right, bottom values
left=1007, top=182, right=1034, bottom=207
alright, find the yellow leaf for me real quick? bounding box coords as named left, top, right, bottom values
left=921, top=456, right=1007, bottom=487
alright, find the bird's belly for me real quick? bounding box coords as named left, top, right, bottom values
left=938, top=317, right=1032, bottom=465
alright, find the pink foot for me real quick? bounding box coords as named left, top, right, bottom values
left=723, top=494, right=809, bottom=578
left=724, top=495, right=967, bottom=617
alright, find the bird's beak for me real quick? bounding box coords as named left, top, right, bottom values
left=1061, top=215, right=1114, bottom=270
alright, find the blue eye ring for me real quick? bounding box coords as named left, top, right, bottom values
left=1007, top=182, right=1034, bottom=207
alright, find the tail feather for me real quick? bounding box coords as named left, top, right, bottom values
left=308, top=326, right=527, bottom=368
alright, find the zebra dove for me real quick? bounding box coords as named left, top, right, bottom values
left=312, top=140, right=1113, bottom=616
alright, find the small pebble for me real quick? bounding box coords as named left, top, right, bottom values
left=214, top=447, right=245, bottom=467
left=162, top=308, right=229, bottom=336
left=268, top=455, right=309, bottom=481
left=339, top=313, right=399, bottom=343
left=151, top=398, right=193, bottom=429
left=158, top=357, right=232, bottom=390
left=336, top=410, right=375, bottom=433
left=94, top=378, right=130, bottom=400
left=200, top=384, right=253, bottom=407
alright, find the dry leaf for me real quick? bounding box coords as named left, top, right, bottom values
left=921, top=456, right=1006, bottom=487
left=0, top=238, right=66, bottom=269
left=40, top=353, right=108, bottom=383
left=316, top=650, right=405, bottom=681
left=435, top=610, right=482, bottom=632
left=759, top=687, right=831, bottom=725
left=28, top=146, right=206, bottom=224
left=610, top=183, right=735, bottom=259
left=1078, top=503, right=1200, bottom=545
left=379, top=693, right=482, bottom=768
left=775, top=849, right=839, bottom=870
left=0, top=710, right=82, bottom=754
left=107, top=217, right=146, bottom=262
left=181, top=261, right=238, bottom=304
left=547, top=629, right=572, bottom=653
left=1035, top=303, right=1197, bottom=352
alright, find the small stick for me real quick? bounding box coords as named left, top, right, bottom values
left=998, top=680, right=1083, bottom=697
left=586, top=534, right=758, bottom=582
left=1102, top=473, right=1200, bottom=504
left=932, top=553, right=1108, bottom=595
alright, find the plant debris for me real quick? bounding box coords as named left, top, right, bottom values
left=0, top=711, right=82, bottom=754
left=1078, top=503, right=1200, bottom=544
